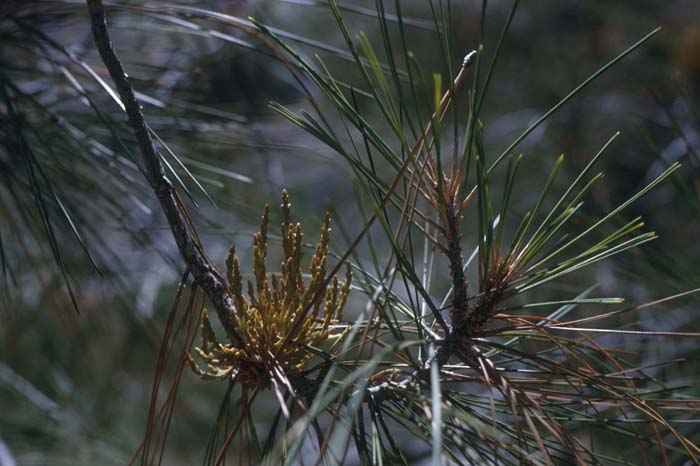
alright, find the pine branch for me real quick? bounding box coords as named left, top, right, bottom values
left=85, top=0, right=243, bottom=346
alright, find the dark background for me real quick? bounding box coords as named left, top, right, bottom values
left=1, top=1, right=699, bottom=464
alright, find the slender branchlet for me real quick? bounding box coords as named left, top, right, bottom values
left=86, top=0, right=244, bottom=346
left=444, top=202, right=469, bottom=330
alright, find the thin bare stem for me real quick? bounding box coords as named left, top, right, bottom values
left=85, top=0, right=242, bottom=345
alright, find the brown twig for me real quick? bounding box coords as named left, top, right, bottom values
left=445, top=203, right=469, bottom=330
left=85, top=0, right=242, bottom=346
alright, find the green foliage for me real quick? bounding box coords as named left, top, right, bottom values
left=2, top=1, right=700, bottom=466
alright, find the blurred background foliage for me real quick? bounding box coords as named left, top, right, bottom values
left=1, top=0, right=699, bottom=464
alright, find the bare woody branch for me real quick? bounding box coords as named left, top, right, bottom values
left=86, top=0, right=242, bottom=346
